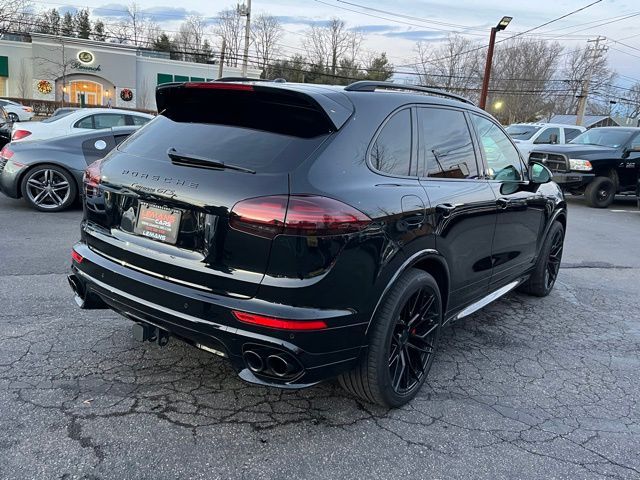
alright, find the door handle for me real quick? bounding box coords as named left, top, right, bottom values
left=435, top=203, right=456, bottom=218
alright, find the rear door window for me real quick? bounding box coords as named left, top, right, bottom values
left=417, top=107, right=478, bottom=179
left=75, top=115, right=94, bottom=129
left=94, top=114, right=127, bottom=129
left=370, top=109, right=414, bottom=177
left=534, top=127, right=560, bottom=144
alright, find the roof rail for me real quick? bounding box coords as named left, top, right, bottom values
left=215, top=77, right=279, bottom=83
left=344, top=81, right=474, bottom=106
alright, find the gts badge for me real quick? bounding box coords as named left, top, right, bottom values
left=130, top=183, right=175, bottom=196
left=121, top=170, right=199, bottom=189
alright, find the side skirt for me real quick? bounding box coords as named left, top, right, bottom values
left=444, top=277, right=527, bottom=325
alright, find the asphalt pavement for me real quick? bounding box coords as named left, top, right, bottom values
left=1, top=194, right=639, bottom=480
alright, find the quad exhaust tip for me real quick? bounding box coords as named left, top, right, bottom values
left=266, top=354, right=295, bottom=377
left=244, top=350, right=265, bottom=373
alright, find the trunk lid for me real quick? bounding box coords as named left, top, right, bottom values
left=84, top=81, right=350, bottom=298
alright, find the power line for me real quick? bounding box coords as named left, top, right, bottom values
left=396, top=0, right=605, bottom=68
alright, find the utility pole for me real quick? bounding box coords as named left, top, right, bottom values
left=576, top=36, right=607, bottom=126
left=240, top=0, right=252, bottom=77
left=218, top=38, right=226, bottom=79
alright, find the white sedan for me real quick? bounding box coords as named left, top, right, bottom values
left=0, top=99, right=34, bottom=122
left=12, top=108, right=154, bottom=142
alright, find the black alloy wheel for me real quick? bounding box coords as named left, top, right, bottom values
left=518, top=221, right=565, bottom=297
left=388, top=286, right=440, bottom=395
left=339, top=269, right=443, bottom=407
left=8, top=112, right=18, bottom=122
left=544, top=228, right=564, bottom=290
left=21, top=165, right=77, bottom=212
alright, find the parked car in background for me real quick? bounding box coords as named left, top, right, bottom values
left=0, top=98, right=34, bottom=122
left=0, top=106, right=12, bottom=148
left=0, top=126, right=138, bottom=211
left=529, top=127, right=640, bottom=208
left=506, top=123, right=586, bottom=159
left=11, top=108, right=153, bottom=142
left=50, top=107, right=79, bottom=118
left=68, top=80, right=566, bottom=408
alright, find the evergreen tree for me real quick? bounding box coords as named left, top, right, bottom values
left=93, top=21, right=106, bottom=42
left=197, top=39, right=212, bottom=64
left=152, top=33, right=173, bottom=52
left=75, top=9, right=91, bottom=39
left=364, top=53, right=393, bottom=81
left=61, top=12, right=75, bottom=37
left=37, top=9, right=61, bottom=35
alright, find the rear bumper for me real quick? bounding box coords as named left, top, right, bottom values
left=552, top=172, right=594, bottom=188
left=70, top=242, right=367, bottom=388
left=0, top=160, right=24, bottom=198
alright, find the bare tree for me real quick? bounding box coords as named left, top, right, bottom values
left=553, top=45, right=615, bottom=116
left=106, top=2, right=152, bottom=46
left=137, top=77, right=150, bottom=109
left=16, top=59, right=30, bottom=98
left=414, top=35, right=483, bottom=95
left=214, top=9, right=244, bottom=67
left=174, top=16, right=208, bottom=62
left=490, top=38, right=564, bottom=123
left=303, top=18, right=362, bottom=76
left=620, top=82, right=640, bottom=119
left=251, top=14, right=282, bottom=70
left=33, top=38, right=75, bottom=106
left=0, top=0, right=32, bottom=31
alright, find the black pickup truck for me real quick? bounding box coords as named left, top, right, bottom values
left=529, top=127, right=640, bottom=208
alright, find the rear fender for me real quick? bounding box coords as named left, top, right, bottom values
left=365, top=249, right=450, bottom=334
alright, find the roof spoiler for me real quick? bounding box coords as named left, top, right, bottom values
left=156, top=81, right=354, bottom=131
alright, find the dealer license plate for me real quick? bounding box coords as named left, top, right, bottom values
left=133, top=202, right=182, bottom=245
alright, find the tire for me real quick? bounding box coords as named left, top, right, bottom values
left=584, top=176, right=615, bottom=208
left=8, top=112, right=18, bottom=122
left=339, top=269, right=442, bottom=408
left=518, top=221, right=564, bottom=297
left=20, top=164, right=77, bottom=212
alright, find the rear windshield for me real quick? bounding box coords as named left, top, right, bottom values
left=41, top=115, right=67, bottom=124
left=570, top=129, right=634, bottom=148
left=506, top=125, right=541, bottom=140
left=118, top=115, right=329, bottom=173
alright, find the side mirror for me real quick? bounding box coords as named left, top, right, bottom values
left=549, top=133, right=558, bottom=144
left=528, top=161, right=552, bottom=184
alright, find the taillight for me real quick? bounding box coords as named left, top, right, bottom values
left=232, top=310, right=327, bottom=331
left=12, top=130, right=31, bottom=140
left=71, top=249, right=84, bottom=264
left=22, top=106, right=33, bottom=112
left=0, top=145, right=14, bottom=160
left=84, top=159, right=103, bottom=187
left=230, top=195, right=371, bottom=239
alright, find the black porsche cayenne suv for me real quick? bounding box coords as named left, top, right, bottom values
left=68, top=80, right=566, bottom=407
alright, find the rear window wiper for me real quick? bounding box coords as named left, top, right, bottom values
left=167, top=148, right=256, bottom=174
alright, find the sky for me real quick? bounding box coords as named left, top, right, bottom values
left=36, top=0, right=640, bottom=87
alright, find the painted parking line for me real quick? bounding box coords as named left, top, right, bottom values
left=610, top=209, right=640, bottom=213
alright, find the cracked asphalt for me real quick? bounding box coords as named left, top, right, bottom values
left=1, top=194, right=639, bottom=480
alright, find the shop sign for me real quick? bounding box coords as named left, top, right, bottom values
left=71, top=61, right=102, bottom=72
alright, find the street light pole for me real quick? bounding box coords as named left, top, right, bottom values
left=240, top=0, right=252, bottom=78
left=479, top=16, right=512, bottom=110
